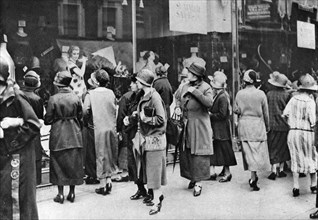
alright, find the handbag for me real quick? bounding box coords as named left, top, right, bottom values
left=166, top=112, right=183, bottom=146
left=144, top=133, right=166, bottom=151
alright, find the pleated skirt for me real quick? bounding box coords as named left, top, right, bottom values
left=50, top=148, right=84, bottom=185
left=210, top=140, right=237, bottom=166
left=287, top=130, right=317, bottom=173
left=267, top=130, right=290, bottom=165
left=241, top=141, right=271, bottom=171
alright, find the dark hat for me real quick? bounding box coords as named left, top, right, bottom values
left=95, top=69, right=110, bottom=85
left=53, top=71, right=72, bottom=87
left=187, top=62, right=206, bottom=77
left=136, top=69, right=155, bottom=87
left=0, top=57, right=9, bottom=82
left=24, top=70, right=41, bottom=88
left=155, top=65, right=167, bottom=76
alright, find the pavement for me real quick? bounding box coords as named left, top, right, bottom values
left=36, top=152, right=317, bottom=220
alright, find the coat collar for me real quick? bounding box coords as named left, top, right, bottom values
left=0, top=85, right=16, bottom=106
left=141, top=88, right=155, bottom=102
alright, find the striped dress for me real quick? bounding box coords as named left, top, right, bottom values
left=283, top=93, right=317, bottom=173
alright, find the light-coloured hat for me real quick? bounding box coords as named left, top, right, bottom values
left=268, top=71, right=289, bottom=88
left=208, top=71, right=227, bottom=89
left=243, top=69, right=256, bottom=83
left=53, top=71, right=72, bottom=87
left=298, top=73, right=318, bottom=91
left=88, top=72, right=99, bottom=87
left=136, top=69, right=155, bottom=87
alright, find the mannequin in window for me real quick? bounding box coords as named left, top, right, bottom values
left=135, top=51, right=147, bottom=73
left=0, top=33, right=15, bottom=82
left=67, top=45, right=87, bottom=101
left=143, top=51, right=156, bottom=73
left=8, top=20, right=33, bottom=86
left=182, top=47, right=206, bottom=70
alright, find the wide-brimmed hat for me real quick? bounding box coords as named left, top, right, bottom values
left=268, top=71, right=289, bottom=88
left=53, top=71, right=72, bottom=87
left=136, top=69, right=155, bottom=87
left=24, top=70, right=41, bottom=88
left=0, top=57, right=9, bottom=83
left=298, top=73, right=318, bottom=91
left=208, top=71, right=227, bottom=89
left=88, top=72, right=99, bottom=87
left=187, top=62, right=206, bottom=77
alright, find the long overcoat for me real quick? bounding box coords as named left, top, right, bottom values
left=0, top=86, right=41, bottom=220
left=83, top=87, right=118, bottom=179
left=176, top=80, right=213, bottom=155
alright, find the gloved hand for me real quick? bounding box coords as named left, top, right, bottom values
left=0, top=117, right=24, bottom=129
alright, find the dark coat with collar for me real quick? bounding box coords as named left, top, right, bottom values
left=153, top=76, right=173, bottom=117
left=0, top=85, right=41, bottom=220
left=209, top=90, right=232, bottom=141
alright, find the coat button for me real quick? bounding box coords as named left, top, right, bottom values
left=11, top=159, right=20, bottom=168
left=11, top=140, right=18, bottom=148
left=11, top=170, right=19, bottom=180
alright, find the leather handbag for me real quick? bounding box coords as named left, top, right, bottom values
left=166, top=112, right=183, bottom=146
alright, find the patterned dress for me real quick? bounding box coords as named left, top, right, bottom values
left=283, top=93, right=317, bottom=173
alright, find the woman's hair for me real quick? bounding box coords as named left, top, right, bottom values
left=68, top=45, right=80, bottom=57
left=245, top=70, right=258, bottom=86
left=143, top=51, right=152, bottom=60
left=95, top=69, right=110, bottom=87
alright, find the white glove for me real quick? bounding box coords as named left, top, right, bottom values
left=0, top=117, right=24, bottom=129
left=123, top=116, right=130, bottom=126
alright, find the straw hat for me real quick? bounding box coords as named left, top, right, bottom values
left=268, top=71, right=289, bottom=88
left=298, top=73, right=318, bottom=91
left=88, top=72, right=99, bottom=87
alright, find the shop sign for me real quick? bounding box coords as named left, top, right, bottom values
left=297, top=21, right=316, bottom=50
left=169, top=0, right=207, bottom=34
left=246, top=3, right=271, bottom=20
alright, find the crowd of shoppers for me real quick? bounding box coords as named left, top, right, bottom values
left=4, top=44, right=318, bottom=218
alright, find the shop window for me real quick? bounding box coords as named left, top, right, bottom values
left=58, top=0, right=85, bottom=37
left=97, top=0, right=123, bottom=39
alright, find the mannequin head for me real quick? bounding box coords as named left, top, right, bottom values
left=68, top=46, right=80, bottom=63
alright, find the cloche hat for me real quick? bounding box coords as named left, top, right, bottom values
left=24, top=70, right=41, bottom=88
left=136, top=69, right=155, bottom=87
left=208, top=71, right=227, bottom=89
left=298, top=73, right=318, bottom=91
left=53, top=71, right=72, bottom=87
left=187, top=62, right=206, bottom=77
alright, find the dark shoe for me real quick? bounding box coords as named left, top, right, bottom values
left=85, top=177, right=100, bottom=185
left=113, top=175, right=129, bottom=182
left=278, top=171, right=287, bottom=178
left=268, top=172, right=277, bottom=180
left=292, top=188, right=299, bottom=197
left=218, top=168, right=225, bottom=177
left=143, top=193, right=154, bottom=204
left=310, top=210, right=318, bottom=219
left=106, top=183, right=112, bottom=194
left=66, top=193, right=75, bottom=203
left=149, top=195, right=164, bottom=215
left=130, top=189, right=147, bottom=200
left=53, top=194, right=64, bottom=204
left=193, top=185, right=202, bottom=197
left=219, top=174, right=232, bottom=183
left=249, top=179, right=260, bottom=191
left=299, top=173, right=307, bottom=178
left=188, top=181, right=196, bottom=189
left=208, top=173, right=217, bottom=181
left=95, top=187, right=108, bottom=195
left=311, top=186, right=317, bottom=194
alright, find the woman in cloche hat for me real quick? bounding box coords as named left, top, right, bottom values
left=45, top=70, right=84, bottom=204
left=283, top=73, right=318, bottom=199
left=208, top=71, right=237, bottom=182
left=175, top=62, right=214, bottom=197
